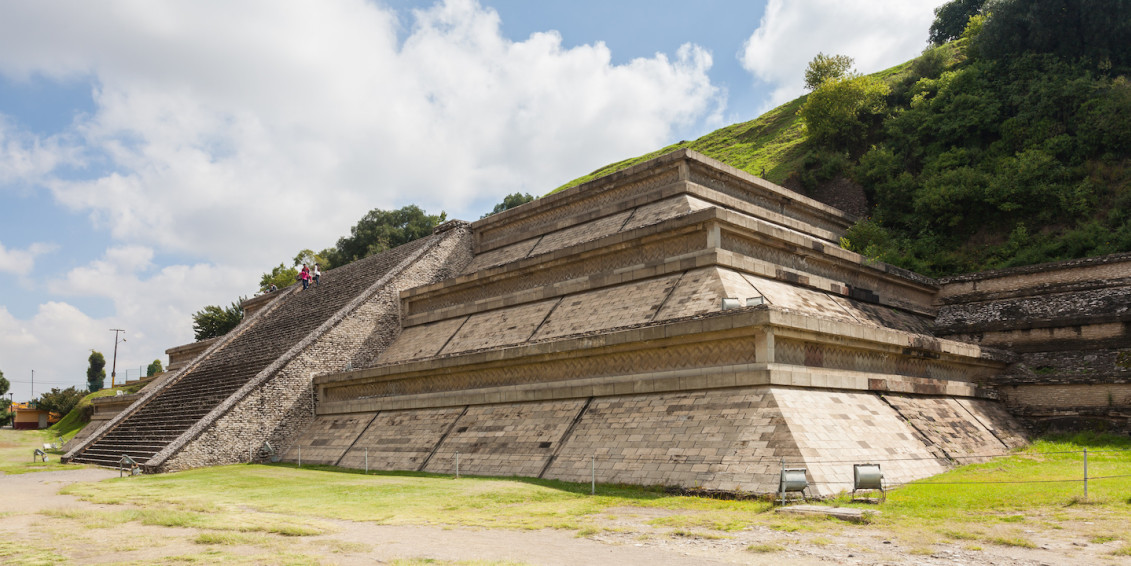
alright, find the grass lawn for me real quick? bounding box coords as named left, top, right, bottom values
left=0, top=429, right=74, bottom=475
left=49, top=432, right=1131, bottom=558
left=836, top=433, right=1131, bottom=552
left=49, top=382, right=145, bottom=443
left=2, top=430, right=1130, bottom=563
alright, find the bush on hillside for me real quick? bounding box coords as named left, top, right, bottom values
left=192, top=299, right=245, bottom=341
left=798, top=74, right=890, bottom=154
left=36, top=387, right=85, bottom=418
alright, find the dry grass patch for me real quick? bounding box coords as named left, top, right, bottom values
left=666, top=528, right=730, bottom=540
left=310, top=538, right=372, bottom=553
left=986, top=534, right=1037, bottom=548
left=193, top=531, right=274, bottom=546
left=745, top=542, right=785, bottom=553
left=645, top=512, right=750, bottom=532
left=390, top=560, right=531, bottom=566
left=0, top=539, right=68, bottom=566
left=40, top=503, right=332, bottom=537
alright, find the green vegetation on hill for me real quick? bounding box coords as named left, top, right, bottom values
left=49, top=383, right=145, bottom=442
left=553, top=96, right=809, bottom=192
left=554, top=0, right=1131, bottom=277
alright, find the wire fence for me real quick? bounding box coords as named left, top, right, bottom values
left=274, top=445, right=1131, bottom=498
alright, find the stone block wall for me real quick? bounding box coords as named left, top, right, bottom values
left=544, top=388, right=794, bottom=491
left=165, top=337, right=218, bottom=373
left=421, top=400, right=587, bottom=478
left=297, top=385, right=1018, bottom=496
left=936, top=253, right=1131, bottom=433
left=337, top=407, right=466, bottom=471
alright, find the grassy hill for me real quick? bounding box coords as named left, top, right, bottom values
left=49, top=382, right=146, bottom=442
left=551, top=27, right=1131, bottom=277
left=552, top=97, right=808, bottom=192
left=551, top=54, right=928, bottom=195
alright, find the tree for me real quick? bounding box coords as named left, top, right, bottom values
left=929, top=0, right=987, bottom=45
left=804, top=53, right=854, bottom=91
left=324, top=205, right=446, bottom=268
left=292, top=249, right=329, bottom=271
left=0, top=368, right=9, bottom=427
left=146, top=359, right=164, bottom=377
left=481, top=192, right=535, bottom=218
left=799, top=74, right=890, bottom=152
left=259, top=263, right=299, bottom=292
left=192, top=299, right=245, bottom=341
left=87, top=351, right=106, bottom=393
left=36, top=386, right=85, bottom=417
left=975, top=0, right=1131, bottom=73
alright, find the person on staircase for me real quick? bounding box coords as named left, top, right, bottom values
left=312, top=263, right=321, bottom=286
left=300, top=264, right=311, bottom=290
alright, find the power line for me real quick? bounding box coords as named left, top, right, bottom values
left=9, top=379, right=81, bottom=385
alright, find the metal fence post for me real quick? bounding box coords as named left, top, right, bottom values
left=591, top=455, right=596, bottom=495
left=1083, top=448, right=1088, bottom=499
left=455, top=452, right=460, bottom=479
left=779, top=457, right=785, bottom=506
left=298, top=447, right=302, bottom=468
left=365, top=448, right=369, bottom=474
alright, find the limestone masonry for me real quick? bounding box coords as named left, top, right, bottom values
left=65, top=149, right=1128, bottom=495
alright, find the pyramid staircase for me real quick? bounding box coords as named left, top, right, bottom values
left=67, top=236, right=438, bottom=468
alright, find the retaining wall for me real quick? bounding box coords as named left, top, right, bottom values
left=936, top=253, right=1131, bottom=433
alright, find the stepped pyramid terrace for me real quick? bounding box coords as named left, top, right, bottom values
left=66, top=149, right=1131, bottom=496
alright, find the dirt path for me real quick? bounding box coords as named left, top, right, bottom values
left=0, top=469, right=1126, bottom=565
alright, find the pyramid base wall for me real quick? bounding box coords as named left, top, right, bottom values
left=282, top=385, right=1024, bottom=496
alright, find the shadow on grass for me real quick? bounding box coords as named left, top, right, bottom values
left=262, top=461, right=718, bottom=505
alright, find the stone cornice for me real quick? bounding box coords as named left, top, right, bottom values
left=402, top=206, right=939, bottom=325
left=471, top=149, right=854, bottom=254
left=316, top=306, right=1007, bottom=394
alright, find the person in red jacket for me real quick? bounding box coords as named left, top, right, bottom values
left=300, top=264, right=311, bottom=290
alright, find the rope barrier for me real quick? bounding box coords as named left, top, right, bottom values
left=276, top=446, right=1130, bottom=492
left=340, top=448, right=1128, bottom=466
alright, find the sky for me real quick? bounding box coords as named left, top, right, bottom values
left=0, top=0, right=944, bottom=402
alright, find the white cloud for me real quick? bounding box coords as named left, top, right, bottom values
left=0, top=302, right=106, bottom=400
left=0, top=0, right=721, bottom=267
left=0, top=0, right=725, bottom=401
left=0, top=117, right=75, bottom=188
left=0, top=241, right=57, bottom=275
left=741, top=0, right=941, bottom=109
left=0, top=246, right=260, bottom=400
left=46, top=245, right=256, bottom=340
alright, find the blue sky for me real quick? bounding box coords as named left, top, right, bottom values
left=0, top=0, right=943, bottom=401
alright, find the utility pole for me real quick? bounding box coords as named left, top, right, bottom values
left=109, top=329, right=126, bottom=388
left=30, top=369, right=34, bottom=400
